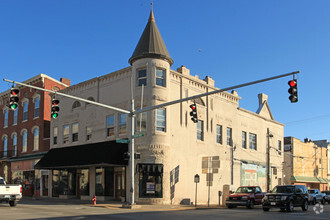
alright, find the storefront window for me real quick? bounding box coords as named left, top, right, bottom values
left=95, top=167, right=114, bottom=196
left=52, top=169, right=76, bottom=196
left=139, top=164, right=163, bottom=198
left=52, top=170, right=60, bottom=197
left=79, top=169, right=89, bottom=196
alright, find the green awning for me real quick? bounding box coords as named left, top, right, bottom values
left=290, top=176, right=328, bottom=183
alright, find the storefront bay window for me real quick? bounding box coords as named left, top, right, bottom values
left=138, top=164, right=163, bottom=198
left=95, top=167, right=114, bottom=197
left=52, top=169, right=76, bottom=197
left=79, top=169, right=89, bottom=196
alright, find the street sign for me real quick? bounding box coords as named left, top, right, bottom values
left=132, top=133, right=144, bottom=138
left=116, top=139, right=130, bottom=144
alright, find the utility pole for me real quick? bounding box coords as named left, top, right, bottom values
left=266, top=128, right=273, bottom=192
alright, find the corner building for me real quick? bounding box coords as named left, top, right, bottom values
left=36, top=10, right=284, bottom=204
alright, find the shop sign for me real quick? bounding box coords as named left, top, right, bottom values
left=146, top=182, right=155, bottom=194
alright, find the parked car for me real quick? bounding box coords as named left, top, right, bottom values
left=262, top=185, right=309, bottom=212
left=0, top=177, right=22, bottom=207
left=226, top=186, right=266, bottom=209
left=308, top=189, right=324, bottom=205
left=321, top=191, right=330, bottom=204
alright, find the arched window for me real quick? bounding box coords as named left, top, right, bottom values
left=3, top=135, right=8, bottom=157
left=12, top=133, right=17, bottom=157
left=32, top=127, right=39, bottom=151
left=86, top=97, right=95, bottom=106
left=72, top=101, right=81, bottom=109
left=21, top=130, right=27, bottom=152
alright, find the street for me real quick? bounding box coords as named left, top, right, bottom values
left=1, top=199, right=329, bottom=220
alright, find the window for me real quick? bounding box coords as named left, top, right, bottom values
left=63, top=125, right=69, bottom=144
left=86, top=127, right=92, bottom=141
left=12, top=134, right=17, bottom=157
left=4, top=109, right=8, bottom=127
left=242, top=131, right=247, bottom=149
left=95, top=167, right=115, bottom=196
left=227, top=127, right=232, bottom=146
left=156, top=68, right=165, bottom=87
left=136, top=112, right=147, bottom=132
left=197, top=120, right=204, bottom=141
left=118, top=114, right=127, bottom=134
left=216, top=125, right=222, bottom=144
left=22, top=130, right=27, bottom=152
left=137, top=69, right=147, bottom=86
left=86, top=97, right=95, bottom=106
left=249, top=133, right=257, bottom=150
left=53, top=127, right=58, bottom=145
left=156, top=108, right=166, bottom=132
left=72, top=101, right=81, bottom=109
left=72, top=123, right=79, bottom=142
left=106, top=115, right=115, bottom=136
left=3, top=136, right=8, bottom=157
left=33, top=128, right=39, bottom=151
left=34, top=97, right=40, bottom=118
left=23, top=101, right=28, bottom=121
left=13, top=108, right=18, bottom=125
left=139, top=164, right=163, bottom=198
left=278, top=140, right=282, bottom=155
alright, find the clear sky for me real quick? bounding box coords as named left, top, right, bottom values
left=1, top=0, right=330, bottom=142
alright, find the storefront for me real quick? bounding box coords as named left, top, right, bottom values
left=35, top=141, right=128, bottom=201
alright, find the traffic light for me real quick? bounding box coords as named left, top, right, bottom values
left=189, top=103, right=198, bottom=123
left=51, top=99, right=60, bottom=119
left=288, top=79, right=298, bottom=103
left=9, top=88, right=19, bottom=110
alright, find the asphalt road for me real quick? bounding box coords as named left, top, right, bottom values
left=1, top=200, right=329, bottom=220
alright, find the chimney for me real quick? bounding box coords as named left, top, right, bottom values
left=258, top=93, right=268, bottom=106
left=177, top=65, right=190, bottom=76
left=60, top=78, right=71, bottom=86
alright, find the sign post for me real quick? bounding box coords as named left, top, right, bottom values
left=194, top=174, right=200, bottom=207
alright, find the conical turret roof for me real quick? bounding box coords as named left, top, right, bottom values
left=129, top=10, right=173, bottom=66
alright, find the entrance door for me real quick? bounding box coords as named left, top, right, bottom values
left=114, top=172, right=122, bottom=200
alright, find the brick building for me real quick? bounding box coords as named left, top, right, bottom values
left=0, top=74, right=69, bottom=197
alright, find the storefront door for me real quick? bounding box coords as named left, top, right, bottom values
left=114, top=172, right=122, bottom=200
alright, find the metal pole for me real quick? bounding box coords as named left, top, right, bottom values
left=129, top=73, right=135, bottom=205
left=134, top=71, right=300, bottom=114
left=3, top=79, right=130, bottom=114
left=195, top=182, right=197, bottom=207
left=267, top=128, right=270, bottom=192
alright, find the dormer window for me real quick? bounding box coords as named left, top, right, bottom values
left=137, top=69, right=147, bottom=86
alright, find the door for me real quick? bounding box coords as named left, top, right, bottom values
left=114, top=172, right=122, bottom=200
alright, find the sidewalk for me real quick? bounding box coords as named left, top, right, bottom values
left=21, top=197, right=226, bottom=211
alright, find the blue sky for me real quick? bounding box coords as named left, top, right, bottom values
left=1, top=0, right=330, bottom=142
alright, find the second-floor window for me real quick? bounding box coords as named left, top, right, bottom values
left=118, top=114, right=127, bottom=135
left=227, top=127, right=232, bottom=146
left=34, top=97, right=40, bottom=118
left=4, top=109, right=8, bottom=127
left=63, top=125, right=69, bottom=144
left=106, top=115, right=115, bottom=136
left=13, top=109, right=18, bottom=125
left=137, top=69, right=147, bottom=86
left=242, top=131, right=247, bottom=149
left=156, top=108, right=166, bottom=132
left=12, top=134, right=17, bottom=157
left=216, top=124, right=222, bottom=144
left=23, top=101, right=28, bottom=121
left=156, top=68, right=165, bottom=87
left=197, top=120, right=204, bottom=141
left=3, top=136, right=8, bottom=157
left=53, top=127, right=58, bottom=145
left=136, top=112, right=147, bottom=132
left=249, top=133, right=257, bottom=150
left=72, top=123, right=79, bottom=142
left=22, top=130, right=27, bottom=152
left=33, top=128, right=39, bottom=151
left=86, top=127, right=92, bottom=141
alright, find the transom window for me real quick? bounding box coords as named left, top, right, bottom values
left=137, top=69, right=147, bottom=86
left=156, top=68, right=165, bottom=87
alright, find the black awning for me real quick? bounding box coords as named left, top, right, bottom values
left=35, top=140, right=128, bottom=169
